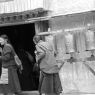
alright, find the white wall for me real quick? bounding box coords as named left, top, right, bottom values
left=0, top=0, right=44, bottom=14
left=0, top=0, right=95, bottom=15
left=44, top=0, right=95, bottom=16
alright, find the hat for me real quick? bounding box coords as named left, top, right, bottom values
left=0, top=34, right=8, bottom=40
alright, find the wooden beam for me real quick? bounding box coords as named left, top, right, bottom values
left=37, top=30, right=63, bottom=36
left=0, top=16, right=51, bottom=27
left=0, top=10, right=94, bottom=27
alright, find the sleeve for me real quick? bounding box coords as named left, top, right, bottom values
left=36, top=44, right=46, bottom=63
left=2, top=46, right=12, bottom=61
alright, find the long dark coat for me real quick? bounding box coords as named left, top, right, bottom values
left=0, top=44, right=21, bottom=94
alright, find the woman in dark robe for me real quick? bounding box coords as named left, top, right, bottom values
left=17, top=48, right=37, bottom=91
left=0, top=35, right=21, bottom=95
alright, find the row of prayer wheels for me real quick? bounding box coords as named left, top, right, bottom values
left=64, top=29, right=95, bottom=54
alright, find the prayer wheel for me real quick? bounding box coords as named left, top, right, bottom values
left=85, top=30, right=95, bottom=51
left=65, top=32, right=75, bottom=54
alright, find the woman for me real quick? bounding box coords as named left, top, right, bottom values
left=0, top=35, right=21, bottom=95
left=33, top=35, right=63, bottom=95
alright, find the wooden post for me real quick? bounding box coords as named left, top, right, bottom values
left=35, top=20, right=49, bottom=35
left=35, top=22, right=40, bottom=35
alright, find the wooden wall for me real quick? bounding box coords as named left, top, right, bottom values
left=0, top=0, right=44, bottom=14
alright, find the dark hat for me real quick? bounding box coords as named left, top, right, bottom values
left=0, top=34, right=8, bottom=40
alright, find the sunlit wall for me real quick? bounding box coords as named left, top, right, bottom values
left=44, top=0, right=95, bottom=16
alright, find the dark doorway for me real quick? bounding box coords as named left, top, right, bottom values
left=0, top=23, right=39, bottom=91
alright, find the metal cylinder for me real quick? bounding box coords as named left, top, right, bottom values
left=65, top=32, right=75, bottom=53
left=85, top=30, right=95, bottom=51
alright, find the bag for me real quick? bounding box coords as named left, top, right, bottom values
left=6, top=44, right=23, bottom=71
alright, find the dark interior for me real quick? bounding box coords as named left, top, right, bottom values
left=0, top=23, right=39, bottom=91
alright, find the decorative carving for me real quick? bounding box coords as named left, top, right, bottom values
left=0, top=8, right=48, bottom=25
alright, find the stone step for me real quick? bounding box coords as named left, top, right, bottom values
left=0, top=91, right=39, bottom=95
left=1, top=91, right=95, bottom=95
left=21, top=91, right=39, bottom=95
left=21, top=91, right=95, bottom=95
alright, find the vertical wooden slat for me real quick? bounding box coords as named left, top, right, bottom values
left=0, top=3, right=3, bottom=13
left=5, top=2, right=7, bottom=13
left=23, top=0, right=27, bottom=11
left=18, top=0, right=22, bottom=12
left=19, top=0, right=23, bottom=12
left=14, top=0, right=18, bottom=12
left=10, top=2, right=15, bottom=13
left=6, top=2, right=10, bottom=13
left=3, top=3, right=5, bottom=13
left=13, top=0, right=17, bottom=12
left=27, top=0, right=30, bottom=11
left=7, top=2, right=10, bottom=13
left=4, top=2, right=7, bottom=13
left=43, top=0, right=50, bottom=10
left=16, top=0, right=20, bottom=12
left=30, top=0, right=33, bottom=9
left=21, top=0, right=24, bottom=12
left=23, top=0, right=25, bottom=11
left=35, top=22, right=40, bottom=35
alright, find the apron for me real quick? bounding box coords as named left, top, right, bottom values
left=0, top=67, right=8, bottom=84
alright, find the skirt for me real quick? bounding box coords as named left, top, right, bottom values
left=0, top=66, right=21, bottom=94
left=39, top=71, right=62, bottom=94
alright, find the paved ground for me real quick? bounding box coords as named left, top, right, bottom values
left=21, top=91, right=39, bottom=95
left=1, top=91, right=95, bottom=95
left=0, top=91, right=39, bottom=95
left=21, top=91, right=95, bottom=95
left=19, top=91, right=95, bottom=95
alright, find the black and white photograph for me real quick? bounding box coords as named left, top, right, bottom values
left=0, top=0, right=95, bottom=95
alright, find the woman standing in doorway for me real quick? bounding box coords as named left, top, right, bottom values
left=0, top=35, right=21, bottom=95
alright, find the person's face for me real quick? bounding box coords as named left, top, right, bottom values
left=34, top=36, right=40, bottom=44
left=0, top=40, right=5, bottom=45
left=1, top=39, right=7, bottom=45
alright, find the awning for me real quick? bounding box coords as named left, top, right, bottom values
left=0, top=8, right=48, bottom=27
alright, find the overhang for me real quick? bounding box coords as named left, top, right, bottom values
left=0, top=8, right=49, bottom=27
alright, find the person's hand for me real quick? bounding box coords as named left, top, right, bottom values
left=18, top=64, right=23, bottom=74
left=57, top=63, right=62, bottom=68
left=20, top=64, right=23, bottom=71
left=56, top=60, right=64, bottom=68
